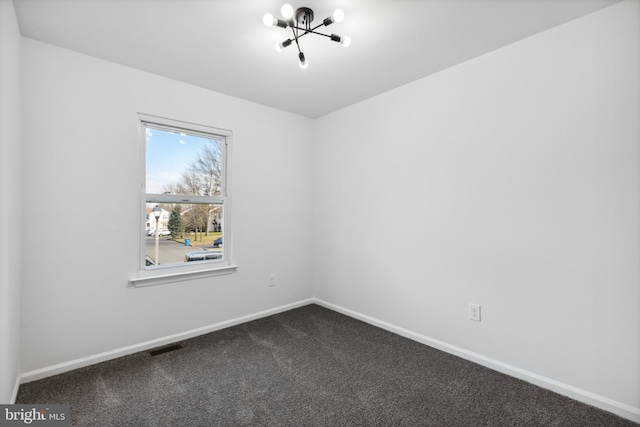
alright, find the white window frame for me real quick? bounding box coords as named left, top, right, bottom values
left=130, top=113, right=236, bottom=287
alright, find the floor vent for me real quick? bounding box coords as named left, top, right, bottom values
left=149, top=344, right=183, bottom=356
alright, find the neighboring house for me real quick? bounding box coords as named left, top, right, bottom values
left=209, top=206, right=222, bottom=233
left=145, top=206, right=170, bottom=233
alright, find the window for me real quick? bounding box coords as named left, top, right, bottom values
left=132, top=114, right=234, bottom=286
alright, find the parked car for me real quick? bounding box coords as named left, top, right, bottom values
left=152, top=229, right=171, bottom=236
left=213, top=237, right=223, bottom=248
left=184, top=251, right=223, bottom=262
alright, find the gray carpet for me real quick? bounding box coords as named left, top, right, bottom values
left=17, top=304, right=637, bottom=426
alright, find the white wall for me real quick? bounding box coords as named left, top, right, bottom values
left=20, top=39, right=314, bottom=372
left=313, top=0, right=639, bottom=419
left=14, top=0, right=640, bottom=422
left=0, top=0, right=22, bottom=403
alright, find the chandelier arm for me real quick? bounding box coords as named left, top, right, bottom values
left=312, top=21, right=327, bottom=32
left=303, top=21, right=327, bottom=34
left=290, top=28, right=333, bottom=39
left=284, top=20, right=325, bottom=34
left=289, top=25, right=303, bottom=54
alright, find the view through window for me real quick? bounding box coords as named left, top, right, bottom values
left=142, top=117, right=228, bottom=270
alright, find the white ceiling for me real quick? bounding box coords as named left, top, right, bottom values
left=13, top=0, right=620, bottom=118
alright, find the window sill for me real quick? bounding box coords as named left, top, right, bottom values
left=130, top=264, right=237, bottom=287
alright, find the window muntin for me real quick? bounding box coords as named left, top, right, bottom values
left=140, top=115, right=230, bottom=271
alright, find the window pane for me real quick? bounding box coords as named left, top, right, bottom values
left=145, top=202, right=223, bottom=268
left=146, top=126, right=224, bottom=196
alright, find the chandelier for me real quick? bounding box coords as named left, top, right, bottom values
left=263, top=4, right=351, bottom=69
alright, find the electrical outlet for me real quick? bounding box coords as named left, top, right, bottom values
left=269, top=274, right=276, bottom=287
left=469, top=303, right=481, bottom=322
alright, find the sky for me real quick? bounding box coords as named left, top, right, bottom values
left=146, top=126, right=221, bottom=194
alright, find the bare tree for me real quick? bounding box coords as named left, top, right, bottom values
left=183, top=204, right=210, bottom=241
left=164, top=139, right=222, bottom=197
left=194, top=141, right=222, bottom=196
left=162, top=139, right=222, bottom=241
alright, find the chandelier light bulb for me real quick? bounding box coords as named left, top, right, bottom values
left=263, top=13, right=275, bottom=27
left=340, top=35, right=351, bottom=47
left=281, top=4, right=294, bottom=19
left=298, top=52, right=309, bottom=69
left=275, top=39, right=292, bottom=53
left=332, top=9, right=345, bottom=23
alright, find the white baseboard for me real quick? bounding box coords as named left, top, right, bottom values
left=20, top=298, right=314, bottom=384
left=312, top=298, right=640, bottom=424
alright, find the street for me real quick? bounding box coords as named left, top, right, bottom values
left=145, top=237, right=221, bottom=265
